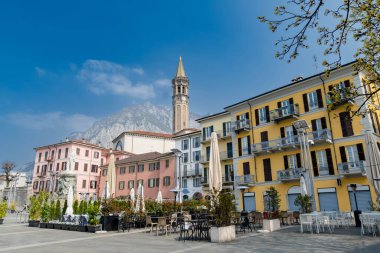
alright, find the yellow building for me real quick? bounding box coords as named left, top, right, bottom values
left=198, top=62, right=380, bottom=212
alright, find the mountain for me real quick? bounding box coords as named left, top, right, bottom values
left=69, top=102, right=200, bottom=148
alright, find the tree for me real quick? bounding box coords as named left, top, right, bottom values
left=62, top=199, right=68, bottom=215
left=294, top=195, right=313, bottom=213
left=1, top=162, right=16, bottom=187
left=265, top=187, right=281, bottom=213
left=258, top=0, right=380, bottom=117
left=55, top=200, right=61, bottom=220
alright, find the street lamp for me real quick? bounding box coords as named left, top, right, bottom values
left=293, top=119, right=317, bottom=211
left=49, top=171, right=59, bottom=199
left=349, top=183, right=362, bottom=227
left=171, top=148, right=183, bottom=204
left=170, top=187, right=181, bottom=213
left=237, top=186, right=248, bottom=212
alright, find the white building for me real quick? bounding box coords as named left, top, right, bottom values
left=113, top=131, right=175, bottom=154
left=173, top=128, right=203, bottom=201
left=0, top=172, right=27, bottom=191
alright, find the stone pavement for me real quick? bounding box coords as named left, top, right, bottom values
left=0, top=214, right=379, bottom=253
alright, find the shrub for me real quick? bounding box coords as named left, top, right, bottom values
left=49, top=200, right=55, bottom=221
left=55, top=200, right=61, bottom=220
left=73, top=200, right=79, bottom=214
left=29, top=191, right=49, bottom=221
left=294, top=195, right=313, bottom=213
left=265, top=187, right=281, bottom=213
left=0, top=201, right=7, bottom=219
left=212, top=193, right=235, bottom=227
left=88, top=201, right=101, bottom=225
left=41, top=201, right=50, bottom=222
left=62, top=200, right=68, bottom=215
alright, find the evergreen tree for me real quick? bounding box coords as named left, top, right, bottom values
left=73, top=199, right=79, bottom=214
left=49, top=200, right=55, bottom=221
left=62, top=199, right=68, bottom=215
left=55, top=200, right=61, bottom=220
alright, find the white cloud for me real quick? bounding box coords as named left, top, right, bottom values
left=8, top=112, right=97, bottom=132
left=35, top=67, right=46, bottom=77
left=154, top=78, right=171, bottom=87
left=77, top=59, right=155, bottom=99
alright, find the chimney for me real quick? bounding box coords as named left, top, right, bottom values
left=292, top=76, right=303, bottom=82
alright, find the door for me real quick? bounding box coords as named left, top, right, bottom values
left=288, top=193, right=301, bottom=211
left=244, top=193, right=256, bottom=212
left=348, top=186, right=372, bottom=211
left=285, top=126, right=295, bottom=144
left=318, top=188, right=339, bottom=211
left=282, top=100, right=290, bottom=116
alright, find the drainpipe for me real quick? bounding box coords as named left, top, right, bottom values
left=247, top=101, right=257, bottom=183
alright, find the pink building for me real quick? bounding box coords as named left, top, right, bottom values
left=99, top=152, right=177, bottom=200
left=32, top=139, right=131, bottom=199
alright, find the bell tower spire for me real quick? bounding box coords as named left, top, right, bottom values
left=172, top=56, right=189, bottom=133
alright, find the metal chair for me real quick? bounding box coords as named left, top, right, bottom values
left=145, top=216, right=157, bottom=233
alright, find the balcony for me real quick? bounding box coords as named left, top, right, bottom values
left=307, top=129, right=332, bottom=144
left=270, top=104, right=299, bottom=123
left=201, top=176, right=208, bottom=185
left=338, top=161, right=366, bottom=177
left=326, top=90, right=353, bottom=110
left=277, top=168, right=303, bottom=181
left=235, top=174, right=255, bottom=186
left=222, top=175, right=234, bottom=184
left=233, top=119, right=251, bottom=133
left=219, top=151, right=234, bottom=161
left=200, top=155, right=209, bottom=164
left=183, top=169, right=202, bottom=178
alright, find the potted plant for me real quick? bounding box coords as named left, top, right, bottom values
left=87, top=201, right=101, bottom=233
left=209, top=192, right=236, bottom=243
left=0, top=201, right=8, bottom=224
left=40, top=198, right=50, bottom=228
left=294, top=195, right=313, bottom=213
left=28, top=192, right=48, bottom=227
left=262, top=187, right=281, bottom=232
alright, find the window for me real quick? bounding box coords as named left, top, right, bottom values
left=203, top=126, right=213, bottom=140
left=193, top=137, right=200, bottom=148
left=62, top=162, right=67, bottom=170
left=182, top=139, right=189, bottom=150
left=76, top=148, right=80, bottom=155
left=36, top=165, right=40, bottom=173
left=163, top=176, right=171, bottom=186
left=94, top=151, right=99, bottom=158
left=82, top=180, right=86, bottom=188
left=85, top=150, right=89, bottom=157
left=183, top=153, right=189, bottom=163
left=90, top=181, right=97, bottom=189
left=346, top=145, right=360, bottom=163
left=149, top=163, right=156, bottom=171
left=193, top=178, right=201, bottom=187
left=193, top=151, right=200, bottom=162
left=183, top=165, right=188, bottom=177
left=129, top=165, right=135, bottom=173
left=119, top=181, right=125, bottom=190
left=182, top=178, right=187, bottom=188
left=288, top=155, right=297, bottom=169
left=39, top=181, right=45, bottom=191
left=148, top=178, right=155, bottom=188
left=120, top=167, right=126, bottom=174
left=303, top=89, right=323, bottom=112
left=259, top=107, right=268, bottom=124
left=33, top=181, right=38, bottom=190
left=138, top=164, right=144, bottom=172
left=263, top=159, right=272, bottom=181
left=74, top=162, right=79, bottom=170
left=137, top=179, right=144, bottom=186
left=238, top=136, right=251, bottom=156
left=56, top=163, right=59, bottom=171
left=206, top=147, right=210, bottom=161
left=155, top=178, right=160, bottom=188
left=339, top=112, right=354, bottom=137
left=165, top=160, right=169, bottom=168
left=91, top=165, right=98, bottom=173
left=316, top=150, right=329, bottom=176
left=38, top=153, right=42, bottom=162
left=156, top=161, right=160, bottom=170
left=58, top=149, right=61, bottom=159
left=51, top=150, right=55, bottom=160
left=222, top=122, right=232, bottom=137
left=102, top=169, right=108, bottom=176
left=128, top=180, right=134, bottom=189
left=101, top=159, right=104, bottom=166
left=45, top=151, right=48, bottom=161
left=308, top=91, right=319, bottom=110
left=84, top=163, right=88, bottom=172
left=195, top=163, right=200, bottom=176
left=243, top=162, right=250, bottom=175
left=65, top=148, right=69, bottom=158
left=224, top=164, right=234, bottom=182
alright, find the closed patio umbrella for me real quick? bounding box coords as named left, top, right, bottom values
left=300, top=174, right=308, bottom=196
left=107, top=151, right=116, bottom=198
left=156, top=190, right=163, bottom=204
left=209, top=132, right=223, bottom=199
left=130, top=188, right=135, bottom=204
left=103, top=181, right=110, bottom=199
left=135, top=183, right=141, bottom=212
left=365, top=132, right=380, bottom=204
left=65, top=186, right=74, bottom=215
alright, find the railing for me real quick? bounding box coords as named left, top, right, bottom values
left=277, top=168, right=303, bottom=181
left=270, top=104, right=299, bottom=122
left=220, top=151, right=234, bottom=160
left=338, top=161, right=366, bottom=175
left=201, top=176, right=208, bottom=184
left=307, top=129, right=332, bottom=142
left=233, top=119, right=251, bottom=132
left=318, top=165, right=330, bottom=176
left=184, top=169, right=202, bottom=177
left=222, top=175, right=234, bottom=183
left=326, top=89, right=352, bottom=108
left=235, top=174, right=255, bottom=185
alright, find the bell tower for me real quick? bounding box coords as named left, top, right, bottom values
left=172, top=56, right=189, bottom=133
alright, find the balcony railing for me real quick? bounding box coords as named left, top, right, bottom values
left=338, top=161, right=366, bottom=176
left=235, top=174, right=255, bottom=185
left=233, top=119, right=250, bottom=133
left=201, top=155, right=210, bottom=164
left=201, top=176, right=208, bottom=185
left=183, top=169, right=202, bottom=177
left=277, top=168, right=303, bottom=181
left=220, top=151, right=234, bottom=160
left=326, top=90, right=353, bottom=109
left=307, top=129, right=332, bottom=143
left=270, top=104, right=299, bottom=122
left=222, top=175, right=234, bottom=184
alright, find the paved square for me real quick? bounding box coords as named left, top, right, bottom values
left=0, top=215, right=379, bottom=253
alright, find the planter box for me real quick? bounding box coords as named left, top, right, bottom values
left=78, top=226, right=87, bottom=232
left=40, top=222, right=48, bottom=228
left=263, top=219, right=281, bottom=232
left=210, top=225, right=236, bottom=243
left=54, top=223, right=62, bottom=230
left=46, top=223, right=54, bottom=229
left=69, top=225, right=79, bottom=231
left=61, top=224, right=69, bottom=230
left=28, top=220, right=40, bottom=227
left=87, top=225, right=101, bottom=233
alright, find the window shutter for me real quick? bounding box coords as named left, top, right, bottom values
left=321, top=117, right=327, bottom=129
left=283, top=155, right=289, bottom=169
left=210, top=125, right=214, bottom=133
left=265, top=106, right=270, bottom=122
left=223, top=122, right=226, bottom=136
left=339, top=112, right=353, bottom=137
left=236, top=115, right=240, bottom=121
left=339, top=146, right=347, bottom=163
left=247, top=136, right=251, bottom=154
left=289, top=98, right=294, bottom=105
left=317, top=89, right=324, bottom=108
left=357, top=143, right=366, bottom=160
left=261, top=131, right=268, bottom=142
left=245, top=112, right=250, bottom=120
left=292, top=126, right=298, bottom=136
left=296, top=153, right=301, bottom=168
left=238, top=138, right=242, bottom=157
left=255, top=109, right=259, bottom=126
left=277, top=101, right=281, bottom=108
left=325, top=148, right=334, bottom=175
left=280, top=127, right=285, bottom=138
left=310, top=151, right=319, bottom=176
left=243, top=162, right=250, bottom=175
left=311, top=119, right=317, bottom=132
left=344, top=80, right=350, bottom=88
left=303, top=93, right=309, bottom=112
left=263, top=159, right=272, bottom=181
left=202, top=128, right=206, bottom=140
left=328, top=85, right=333, bottom=91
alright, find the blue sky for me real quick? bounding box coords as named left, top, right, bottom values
left=0, top=1, right=358, bottom=167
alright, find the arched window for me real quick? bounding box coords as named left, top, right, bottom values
left=115, top=140, right=123, bottom=151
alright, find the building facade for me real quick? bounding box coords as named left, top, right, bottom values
left=99, top=152, right=177, bottom=200
left=173, top=128, right=203, bottom=201
left=199, top=62, right=379, bottom=212
left=172, top=56, right=189, bottom=133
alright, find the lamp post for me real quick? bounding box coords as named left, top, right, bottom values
left=49, top=171, right=59, bottom=200
left=237, top=186, right=248, bottom=212
left=170, top=187, right=180, bottom=213
left=171, top=148, right=183, bottom=204
left=349, top=183, right=362, bottom=227
left=293, top=119, right=317, bottom=211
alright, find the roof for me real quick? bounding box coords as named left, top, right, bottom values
left=224, top=61, right=357, bottom=110
left=112, top=131, right=174, bottom=143
left=34, top=139, right=106, bottom=150
left=115, top=151, right=175, bottom=165
left=173, top=128, right=201, bottom=136
left=195, top=111, right=229, bottom=122
left=175, top=56, right=186, bottom=77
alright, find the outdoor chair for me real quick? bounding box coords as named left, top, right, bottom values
left=254, top=212, right=263, bottom=227
left=300, top=214, right=314, bottom=234
left=248, top=212, right=256, bottom=231
left=157, top=217, right=171, bottom=236
left=198, top=220, right=211, bottom=240
left=280, top=211, right=289, bottom=225
left=145, top=216, right=158, bottom=233
left=360, top=214, right=377, bottom=237
left=318, top=216, right=333, bottom=233
left=291, top=211, right=300, bottom=224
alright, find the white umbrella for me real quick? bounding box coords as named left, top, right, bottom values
left=65, top=186, right=74, bottom=215
left=156, top=190, right=163, bottom=204
left=103, top=181, right=110, bottom=199
left=365, top=132, right=380, bottom=203
left=130, top=188, right=135, bottom=204
left=141, top=184, right=145, bottom=212
left=300, top=175, right=308, bottom=196
left=135, top=183, right=142, bottom=212
left=209, top=132, right=223, bottom=197
left=107, top=151, right=116, bottom=198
